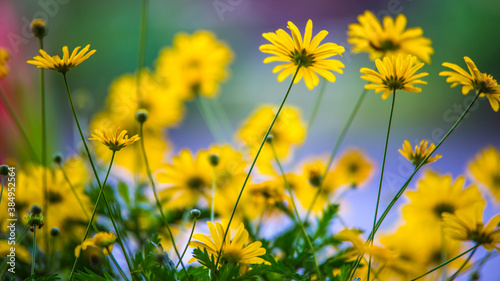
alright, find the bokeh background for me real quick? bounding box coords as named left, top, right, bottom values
left=1, top=0, right=500, bottom=279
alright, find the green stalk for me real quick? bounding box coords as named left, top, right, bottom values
left=137, top=0, right=148, bottom=75
left=63, top=73, right=134, bottom=280
left=138, top=122, right=191, bottom=280
left=196, top=96, right=225, bottom=143
left=57, top=163, right=93, bottom=225
left=211, top=170, right=216, bottom=222
left=448, top=246, right=477, bottom=281
left=349, top=92, right=481, bottom=279
left=0, top=176, right=4, bottom=208
left=367, top=90, right=396, bottom=281
left=271, top=142, right=323, bottom=280
left=305, top=87, right=368, bottom=222
left=31, top=226, right=37, bottom=278
left=305, top=77, right=327, bottom=136
left=109, top=250, right=130, bottom=281
left=409, top=245, right=478, bottom=281
left=215, top=64, right=302, bottom=269
left=0, top=87, right=39, bottom=162
left=176, top=217, right=197, bottom=268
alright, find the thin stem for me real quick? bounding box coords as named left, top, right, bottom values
left=215, top=64, right=302, bottom=269
left=57, top=163, right=93, bottom=225
left=255, top=209, right=266, bottom=239
left=306, top=78, right=327, bottom=136
left=0, top=176, right=4, bottom=208
left=211, top=169, right=216, bottom=223
left=367, top=90, right=396, bottom=281
left=63, top=73, right=134, bottom=279
left=410, top=245, right=478, bottom=281
left=305, top=87, right=368, bottom=222
left=139, top=122, right=191, bottom=280
left=0, top=86, right=39, bottom=162
left=31, top=226, right=37, bottom=278
left=137, top=0, right=148, bottom=76
left=448, top=246, right=478, bottom=281
left=441, top=224, right=447, bottom=280
left=349, top=92, right=481, bottom=280
left=196, top=97, right=225, bottom=143
left=176, top=218, right=197, bottom=268
left=271, top=142, right=323, bottom=280
left=109, top=249, right=130, bottom=281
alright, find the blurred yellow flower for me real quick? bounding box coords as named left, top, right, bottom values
left=237, top=105, right=305, bottom=174
left=443, top=203, right=500, bottom=251
left=0, top=240, right=30, bottom=263
left=157, top=149, right=213, bottom=210
left=89, top=128, right=140, bottom=152
left=156, top=31, right=233, bottom=100
left=260, top=19, right=345, bottom=90
left=27, top=44, right=96, bottom=73
left=361, top=54, right=428, bottom=99
left=440, top=57, right=500, bottom=111
left=398, top=139, right=442, bottom=167
left=332, top=149, right=373, bottom=188
left=75, top=231, right=117, bottom=257
left=348, top=11, right=433, bottom=63
left=189, top=221, right=268, bottom=266
left=468, top=146, right=500, bottom=201
left=402, top=170, right=485, bottom=227
left=244, top=178, right=290, bottom=220
left=0, top=48, right=9, bottom=78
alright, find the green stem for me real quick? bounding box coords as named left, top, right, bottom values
left=31, top=226, right=37, bottom=278
left=211, top=169, right=216, bottom=223
left=196, top=97, right=225, bottom=143
left=109, top=249, right=130, bottom=281
left=0, top=176, right=4, bottom=208
left=137, top=0, right=148, bottom=75
left=305, top=87, right=368, bottom=222
left=270, top=142, right=323, bottom=280
left=441, top=224, right=447, bottom=280
left=63, top=73, right=134, bottom=279
left=410, top=245, right=478, bottom=281
left=214, top=63, right=302, bottom=270
left=138, top=122, right=191, bottom=280
left=306, top=77, right=327, bottom=136
left=176, top=217, right=197, bottom=268
left=349, top=92, right=481, bottom=280
left=0, top=86, right=39, bottom=162
left=448, top=246, right=477, bottom=281
left=367, top=90, right=396, bottom=281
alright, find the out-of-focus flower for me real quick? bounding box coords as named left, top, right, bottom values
left=75, top=231, right=117, bottom=257
left=332, top=149, right=373, bottom=188
left=0, top=48, right=9, bottom=78
left=468, top=146, right=500, bottom=201
left=89, top=128, right=140, bottom=152
left=260, top=19, right=345, bottom=90
left=27, top=45, right=95, bottom=73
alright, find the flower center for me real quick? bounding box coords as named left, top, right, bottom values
left=469, top=227, right=493, bottom=246
left=291, top=49, right=314, bottom=67
left=383, top=76, right=405, bottom=90
left=473, top=74, right=498, bottom=94
left=370, top=39, right=400, bottom=52
left=187, top=176, right=205, bottom=190
left=433, top=202, right=456, bottom=219
left=308, top=172, right=322, bottom=187
left=222, top=246, right=243, bottom=264
left=492, top=174, right=500, bottom=187
left=348, top=163, right=359, bottom=174
left=47, top=190, right=63, bottom=204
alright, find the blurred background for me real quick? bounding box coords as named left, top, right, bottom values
left=1, top=0, right=500, bottom=279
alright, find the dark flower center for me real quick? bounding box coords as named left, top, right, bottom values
left=492, top=174, right=500, bottom=187
left=383, top=76, right=405, bottom=90
left=291, top=49, right=314, bottom=67
left=370, top=39, right=400, bottom=52
left=469, top=227, right=493, bottom=246
left=47, top=190, right=63, bottom=204
left=348, top=163, right=359, bottom=174
left=433, top=202, right=456, bottom=218
left=187, top=176, right=205, bottom=190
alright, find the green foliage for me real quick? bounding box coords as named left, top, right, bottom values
left=132, top=233, right=178, bottom=280
left=313, top=204, right=339, bottom=241
left=22, top=274, right=61, bottom=281
left=73, top=268, right=114, bottom=281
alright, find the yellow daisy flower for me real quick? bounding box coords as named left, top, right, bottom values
left=156, top=31, right=233, bottom=100
left=332, top=149, right=374, bottom=188
left=75, top=231, right=117, bottom=257
left=244, top=178, right=290, bottom=220
left=189, top=221, right=268, bottom=266
left=157, top=149, right=213, bottom=210
left=260, top=19, right=345, bottom=90
left=398, top=139, right=442, bottom=167
left=402, top=170, right=486, bottom=227
left=360, top=54, right=428, bottom=99
left=89, top=128, right=140, bottom=152
left=468, top=146, right=500, bottom=202
left=443, top=203, right=500, bottom=251
left=347, top=11, right=433, bottom=63
left=440, top=57, right=500, bottom=111
left=27, top=44, right=96, bottom=73
left=0, top=48, right=9, bottom=78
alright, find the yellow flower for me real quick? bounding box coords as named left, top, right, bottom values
left=468, top=146, right=500, bottom=202
left=244, top=178, right=290, bottom=219
left=347, top=11, right=433, bottom=63
left=156, top=31, right=233, bottom=100
left=443, top=203, right=500, bottom=251
left=440, top=57, right=500, bottom=111
left=157, top=149, right=213, bottom=210
left=0, top=48, right=9, bottom=78
left=75, top=231, right=117, bottom=257
left=89, top=128, right=140, bottom=152
left=27, top=44, right=96, bottom=73
left=189, top=221, right=268, bottom=266
left=360, top=54, right=428, bottom=99
left=398, top=139, right=442, bottom=167
left=0, top=240, right=31, bottom=263
left=260, top=19, right=345, bottom=90
left=402, top=170, right=486, bottom=227
left=332, top=149, right=373, bottom=188
left=237, top=105, right=305, bottom=174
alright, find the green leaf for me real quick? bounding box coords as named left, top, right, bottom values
left=118, top=181, right=131, bottom=205
left=73, top=268, right=114, bottom=281
left=313, top=204, right=338, bottom=240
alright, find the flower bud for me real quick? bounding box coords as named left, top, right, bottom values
left=135, top=109, right=148, bottom=123
left=50, top=227, right=60, bottom=237
left=190, top=209, right=201, bottom=218
left=0, top=165, right=9, bottom=176
left=208, top=154, right=219, bottom=167
left=53, top=154, right=63, bottom=164
left=265, top=135, right=274, bottom=143
left=30, top=19, right=47, bottom=38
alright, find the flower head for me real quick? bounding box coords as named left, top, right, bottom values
left=333, top=149, right=374, bottom=188
left=75, top=231, right=117, bottom=257
left=260, top=19, right=345, bottom=90
left=348, top=11, right=433, bottom=63
left=361, top=54, right=428, bottom=99
left=189, top=221, right=268, bottom=266
left=440, top=57, right=500, bottom=111
left=156, top=31, right=233, bottom=100
left=399, top=139, right=442, bottom=167
left=468, top=146, right=500, bottom=202
left=443, top=203, right=500, bottom=251
left=89, top=128, right=140, bottom=152
left=0, top=48, right=9, bottom=78
left=27, top=44, right=96, bottom=73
